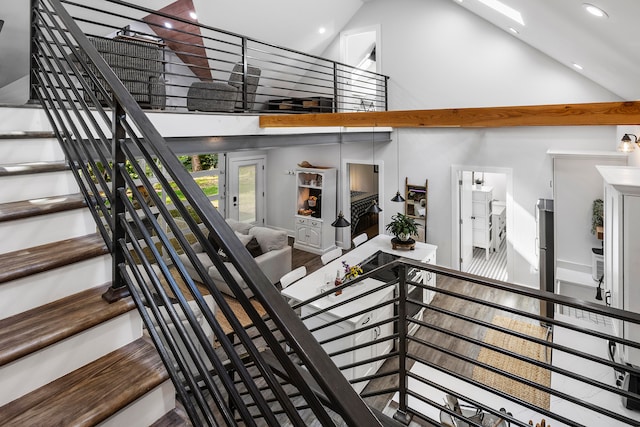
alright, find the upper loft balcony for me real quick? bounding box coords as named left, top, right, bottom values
left=54, top=0, right=388, bottom=120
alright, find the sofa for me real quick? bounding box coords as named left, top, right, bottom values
left=179, top=219, right=292, bottom=298
left=187, top=63, right=261, bottom=112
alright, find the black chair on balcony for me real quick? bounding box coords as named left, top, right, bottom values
left=187, top=63, right=261, bottom=112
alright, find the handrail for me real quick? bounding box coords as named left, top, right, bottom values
left=31, top=0, right=384, bottom=425
left=283, top=256, right=640, bottom=427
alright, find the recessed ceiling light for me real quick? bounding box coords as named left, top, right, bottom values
left=572, top=63, right=584, bottom=70
left=583, top=3, right=608, bottom=18
left=318, top=27, right=326, bottom=34
left=189, top=11, right=197, bottom=20
left=509, top=27, right=519, bottom=34
left=164, top=22, right=173, bottom=29
left=477, top=0, right=525, bottom=26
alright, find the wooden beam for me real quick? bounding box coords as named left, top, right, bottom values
left=259, top=101, right=640, bottom=128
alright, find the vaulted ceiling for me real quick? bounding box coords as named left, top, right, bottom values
left=2, top=0, right=639, bottom=101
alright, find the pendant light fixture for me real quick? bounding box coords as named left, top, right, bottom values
left=366, top=128, right=383, bottom=214
left=617, top=133, right=638, bottom=153
left=391, top=129, right=405, bottom=203
left=332, top=132, right=351, bottom=228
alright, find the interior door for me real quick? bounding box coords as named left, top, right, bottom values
left=227, top=155, right=265, bottom=226
left=459, top=170, right=473, bottom=271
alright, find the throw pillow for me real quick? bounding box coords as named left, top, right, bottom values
left=225, top=218, right=253, bottom=234
left=248, top=227, right=287, bottom=253
left=245, top=237, right=264, bottom=258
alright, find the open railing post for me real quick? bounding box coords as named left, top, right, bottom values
left=29, top=0, right=41, bottom=103
left=384, top=76, right=389, bottom=112
left=103, top=101, right=130, bottom=303
left=240, top=37, right=248, bottom=112
left=333, top=63, right=339, bottom=113
left=394, top=264, right=412, bottom=425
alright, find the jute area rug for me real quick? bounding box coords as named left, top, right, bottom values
left=472, top=315, right=551, bottom=410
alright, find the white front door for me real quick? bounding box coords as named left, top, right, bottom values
left=227, top=155, right=265, bottom=226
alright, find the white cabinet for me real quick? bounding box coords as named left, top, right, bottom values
left=492, top=204, right=506, bottom=251
left=294, top=167, right=336, bottom=254
left=472, top=186, right=493, bottom=259
left=598, top=166, right=640, bottom=366
left=295, top=217, right=321, bottom=248
left=407, top=249, right=437, bottom=335
left=301, top=284, right=394, bottom=394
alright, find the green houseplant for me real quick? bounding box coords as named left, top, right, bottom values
left=591, top=198, right=603, bottom=235
left=386, top=213, right=418, bottom=241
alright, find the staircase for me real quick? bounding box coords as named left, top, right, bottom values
left=0, top=106, right=184, bottom=426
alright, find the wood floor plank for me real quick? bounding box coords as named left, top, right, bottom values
left=0, top=233, right=108, bottom=284
left=0, top=283, right=134, bottom=366
left=0, top=338, right=168, bottom=427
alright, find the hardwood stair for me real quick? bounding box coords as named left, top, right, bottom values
left=0, top=338, right=169, bottom=427
left=0, top=113, right=178, bottom=425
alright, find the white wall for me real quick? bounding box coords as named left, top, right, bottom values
left=304, top=0, right=623, bottom=288
left=553, top=154, right=627, bottom=275
left=480, top=172, right=507, bottom=203
left=349, top=163, right=377, bottom=193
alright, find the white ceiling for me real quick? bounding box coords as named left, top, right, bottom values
left=450, top=0, right=640, bottom=100
left=2, top=0, right=638, bottom=101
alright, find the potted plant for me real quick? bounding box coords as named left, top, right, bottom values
left=591, top=198, right=603, bottom=235
left=386, top=213, right=418, bottom=241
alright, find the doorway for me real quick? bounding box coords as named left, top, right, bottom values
left=451, top=166, right=513, bottom=281
left=339, top=25, right=381, bottom=111
left=343, top=159, right=385, bottom=246
left=227, top=154, right=265, bottom=226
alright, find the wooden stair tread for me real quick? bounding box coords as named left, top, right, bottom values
left=0, top=193, right=86, bottom=222
left=151, top=407, right=191, bottom=426
left=0, top=234, right=109, bottom=284
left=0, top=284, right=134, bottom=366
left=0, top=131, right=55, bottom=139
left=0, top=161, right=69, bottom=177
left=0, top=338, right=169, bottom=427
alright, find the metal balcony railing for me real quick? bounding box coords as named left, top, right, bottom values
left=281, top=256, right=640, bottom=426
left=41, top=0, right=388, bottom=115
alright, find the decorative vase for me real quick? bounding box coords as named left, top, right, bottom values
left=397, top=233, right=410, bottom=242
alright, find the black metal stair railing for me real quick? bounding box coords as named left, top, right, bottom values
left=30, top=0, right=385, bottom=425
left=49, top=0, right=389, bottom=114
left=279, top=258, right=640, bottom=427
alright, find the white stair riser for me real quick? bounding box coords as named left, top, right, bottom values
left=0, top=171, right=78, bottom=203
left=0, top=108, right=51, bottom=133
left=0, top=138, right=64, bottom=163
left=0, top=310, right=142, bottom=407
left=98, top=381, right=176, bottom=427
left=0, top=255, right=111, bottom=321
left=0, top=209, right=95, bottom=254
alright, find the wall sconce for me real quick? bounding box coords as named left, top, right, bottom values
left=617, top=133, right=638, bottom=153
